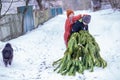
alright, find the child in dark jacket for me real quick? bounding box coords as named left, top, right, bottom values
left=64, top=9, right=87, bottom=47
left=71, top=15, right=91, bottom=34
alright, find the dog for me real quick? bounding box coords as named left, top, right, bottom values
left=2, top=43, right=13, bottom=67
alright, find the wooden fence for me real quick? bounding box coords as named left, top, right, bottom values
left=0, top=6, right=63, bottom=41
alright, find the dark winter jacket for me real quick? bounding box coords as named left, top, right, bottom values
left=64, top=14, right=83, bottom=47
left=71, top=19, right=88, bottom=34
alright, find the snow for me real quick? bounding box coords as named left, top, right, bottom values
left=0, top=9, right=120, bottom=80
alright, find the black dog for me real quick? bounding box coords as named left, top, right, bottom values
left=2, top=43, right=13, bottom=67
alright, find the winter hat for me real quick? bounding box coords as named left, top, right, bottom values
left=66, top=9, right=74, bottom=18
left=82, top=15, right=91, bottom=24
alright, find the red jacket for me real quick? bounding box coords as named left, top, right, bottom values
left=64, top=14, right=83, bottom=47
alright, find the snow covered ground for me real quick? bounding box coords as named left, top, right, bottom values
left=0, top=9, right=120, bottom=80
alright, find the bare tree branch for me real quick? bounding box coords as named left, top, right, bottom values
left=0, top=0, right=13, bottom=19
left=109, top=0, right=120, bottom=9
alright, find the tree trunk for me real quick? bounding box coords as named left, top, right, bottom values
left=0, top=0, right=2, bottom=18
left=36, top=0, right=42, bottom=10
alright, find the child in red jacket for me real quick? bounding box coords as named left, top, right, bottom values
left=64, top=9, right=87, bottom=47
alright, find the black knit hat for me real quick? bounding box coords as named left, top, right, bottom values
left=82, top=15, right=91, bottom=24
